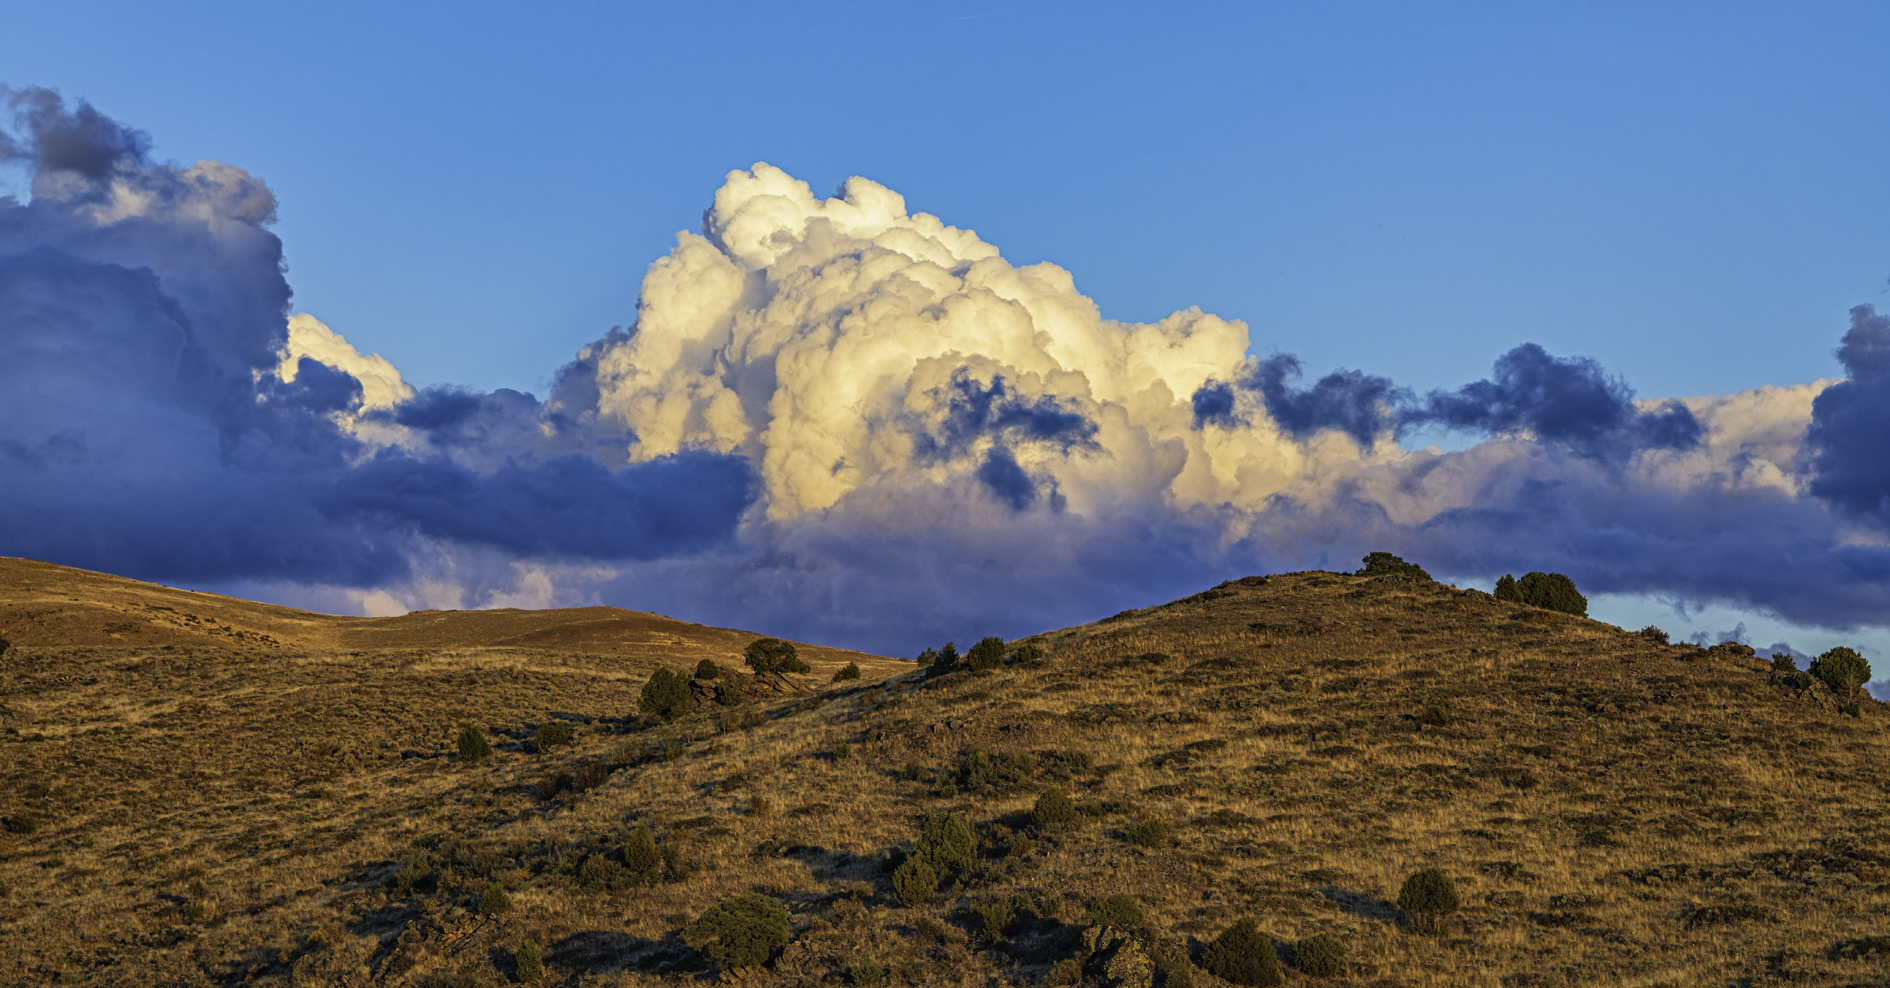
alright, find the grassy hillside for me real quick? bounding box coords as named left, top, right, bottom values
left=1, top=564, right=1886, bottom=987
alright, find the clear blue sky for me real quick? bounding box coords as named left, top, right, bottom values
left=5, top=1, right=1885, bottom=403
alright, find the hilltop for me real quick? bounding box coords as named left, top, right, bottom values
left=0, top=562, right=1886, bottom=987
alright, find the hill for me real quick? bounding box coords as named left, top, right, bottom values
left=0, top=563, right=1886, bottom=987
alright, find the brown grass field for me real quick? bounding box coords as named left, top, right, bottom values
left=0, top=557, right=1886, bottom=987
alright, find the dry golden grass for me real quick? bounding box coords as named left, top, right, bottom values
left=1, top=563, right=1887, bottom=987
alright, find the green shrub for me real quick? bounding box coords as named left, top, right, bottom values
left=1770, top=652, right=1798, bottom=674
left=1506, top=571, right=1587, bottom=616
left=832, top=661, right=862, bottom=682
left=1125, top=818, right=1169, bottom=849
left=477, top=883, right=513, bottom=915
left=695, top=659, right=721, bottom=680
left=2, top=814, right=36, bottom=836
left=1810, top=646, right=1872, bottom=699
left=623, top=825, right=660, bottom=877
left=1792, top=671, right=1816, bottom=691
left=917, top=811, right=977, bottom=869
left=1494, top=574, right=1519, bottom=602
left=1356, top=552, right=1430, bottom=580
left=892, top=856, right=938, bottom=906
left=1420, top=705, right=1452, bottom=728
left=1843, top=701, right=1863, bottom=718
left=187, top=879, right=209, bottom=900
left=850, top=956, right=886, bottom=986
left=1089, top=893, right=1145, bottom=927
left=534, top=721, right=575, bottom=751
left=833, top=742, right=852, bottom=759
left=916, top=646, right=939, bottom=668
left=1638, top=625, right=1669, bottom=644
left=1032, top=787, right=1079, bottom=833
left=684, top=894, right=791, bottom=969
left=1397, top=868, right=1459, bottom=934
left=1012, top=643, right=1047, bottom=667
left=967, top=636, right=1007, bottom=671
left=514, top=940, right=543, bottom=982
left=1292, top=933, right=1346, bottom=977
left=1200, top=918, right=1282, bottom=986
left=961, top=748, right=1036, bottom=790
left=456, top=726, right=493, bottom=764
left=1513, top=769, right=1540, bottom=790
left=639, top=667, right=689, bottom=720
left=745, top=637, right=809, bottom=674
left=714, top=678, right=746, bottom=707
left=966, top=896, right=1016, bottom=941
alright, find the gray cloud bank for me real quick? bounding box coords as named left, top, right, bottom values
left=2, top=88, right=1886, bottom=657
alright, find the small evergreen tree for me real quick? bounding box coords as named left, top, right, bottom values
left=1514, top=571, right=1587, bottom=616
left=1809, top=646, right=1872, bottom=700
left=623, top=825, right=660, bottom=878
left=534, top=721, right=575, bottom=751
left=639, top=667, right=689, bottom=720
left=514, top=940, right=543, bottom=982
left=916, top=811, right=976, bottom=869
left=1031, top=787, right=1078, bottom=834
left=832, top=661, right=862, bottom=682
left=1292, top=933, right=1346, bottom=977
left=1771, top=652, right=1798, bottom=674
left=1397, top=868, right=1459, bottom=934
left=1494, top=574, right=1519, bottom=602
left=925, top=642, right=962, bottom=678
left=1200, top=918, right=1282, bottom=986
left=1355, top=552, right=1430, bottom=580
left=967, top=636, right=1007, bottom=671
left=1012, top=643, right=1047, bottom=667
left=891, top=856, right=938, bottom=906
left=695, top=659, right=721, bottom=680
left=478, top=882, right=513, bottom=915
left=456, top=726, right=493, bottom=764
left=745, top=637, right=809, bottom=674
left=915, top=646, right=939, bottom=668
left=683, top=894, right=791, bottom=969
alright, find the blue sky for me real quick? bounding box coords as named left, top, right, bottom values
left=6, top=2, right=1885, bottom=400
left=4, top=2, right=1890, bottom=672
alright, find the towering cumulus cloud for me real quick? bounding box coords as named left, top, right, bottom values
left=3, top=91, right=1887, bottom=653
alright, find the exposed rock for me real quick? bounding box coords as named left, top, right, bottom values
left=1081, top=925, right=1154, bottom=988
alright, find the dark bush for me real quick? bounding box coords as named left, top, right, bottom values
left=1089, top=893, right=1145, bottom=927
left=695, top=659, right=721, bottom=680
left=1397, top=868, right=1460, bottom=934
left=1494, top=574, right=1519, bottom=602
left=1012, top=643, right=1047, bottom=667
left=1638, top=625, right=1670, bottom=645
left=1810, top=646, right=1871, bottom=699
left=1032, top=787, right=1079, bottom=834
left=891, top=856, right=938, bottom=906
left=684, top=894, right=791, bottom=969
left=534, top=721, right=575, bottom=751
left=1513, top=769, right=1541, bottom=790
left=745, top=637, right=809, bottom=675
left=1512, top=571, right=1587, bottom=616
left=1771, top=652, right=1798, bottom=674
left=514, top=939, right=543, bottom=982
left=965, top=895, right=1016, bottom=941
left=1292, top=933, right=1346, bottom=977
left=1420, top=705, right=1452, bottom=728
left=1125, top=818, right=1169, bottom=849
left=967, top=636, right=1007, bottom=671
left=961, top=749, right=1036, bottom=790
left=477, top=883, right=513, bottom=915
left=1200, top=918, right=1282, bottom=986
left=623, top=825, right=660, bottom=877
left=851, top=957, right=887, bottom=986
left=916, top=646, right=939, bottom=668
left=925, top=642, right=962, bottom=678
left=1356, top=552, right=1430, bottom=580
left=714, top=678, right=746, bottom=707
left=2, top=814, right=38, bottom=836
left=639, top=667, right=689, bottom=720
left=917, top=811, right=977, bottom=869
left=832, top=662, right=862, bottom=682
left=456, top=726, right=493, bottom=764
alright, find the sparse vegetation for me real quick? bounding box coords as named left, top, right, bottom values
left=1124, top=817, right=1169, bottom=848
left=3, top=558, right=1887, bottom=988
left=1089, top=893, right=1145, bottom=927
left=850, top=955, right=886, bottom=986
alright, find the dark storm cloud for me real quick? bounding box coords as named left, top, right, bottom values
left=1244, top=354, right=1406, bottom=447
left=1406, top=343, right=1702, bottom=457
left=0, top=88, right=755, bottom=590
left=1, top=85, right=150, bottom=178
left=1190, top=379, right=1239, bottom=429
left=1808, top=304, right=1890, bottom=519
left=915, top=368, right=1099, bottom=460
